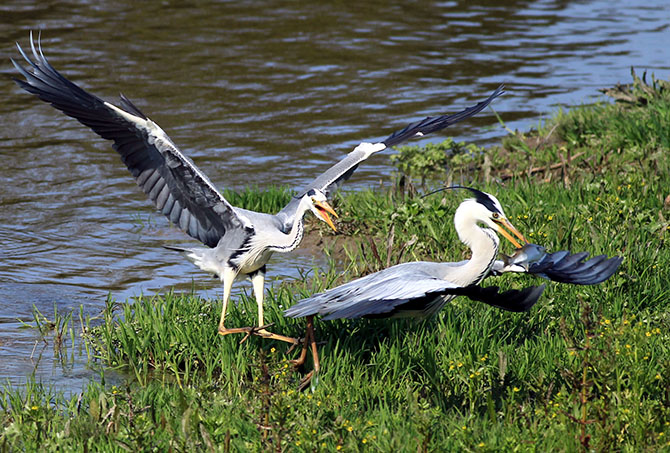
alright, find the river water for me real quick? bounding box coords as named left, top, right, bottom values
left=1, top=0, right=668, bottom=390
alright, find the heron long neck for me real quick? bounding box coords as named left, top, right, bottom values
left=448, top=204, right=500, bottom=286
left=267, top=199, right=309, bottom=253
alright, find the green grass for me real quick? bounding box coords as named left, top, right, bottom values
left=222, top=185, right=296, bottom=214
left=3, top=74, right=670, bottom=451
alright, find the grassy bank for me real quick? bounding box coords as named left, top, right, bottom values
left=2, top=73, right=669, bottom=451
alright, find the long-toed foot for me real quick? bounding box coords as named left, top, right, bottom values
left=218, top=324, right=299, bottom=345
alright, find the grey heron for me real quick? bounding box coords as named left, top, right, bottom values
left=12, top=33, right=504, bottom=341
left=285, top=188, right=622, bottom=386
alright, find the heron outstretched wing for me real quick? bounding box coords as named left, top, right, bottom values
left=12, top=33, right=249, bottom=247
left=491, top=243, right=622, bottom=285
left=278, top=85, right=504, bottom=223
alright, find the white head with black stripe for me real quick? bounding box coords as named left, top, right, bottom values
left=426, top=186, right=527, bottom=249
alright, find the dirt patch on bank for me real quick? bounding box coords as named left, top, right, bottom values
left=294, top=224, right=364, bottom=264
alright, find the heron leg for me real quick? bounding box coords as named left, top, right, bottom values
left=290, top=316, right=315, bottom=367
left=290, top=325, right=309, bottom=368
left=217, top=269, right=238, bottom=336
left=220, top=322, right=298, bottom=344
left=218, top=268, right=297, bottom=344
left=293, top=316, right=319, bottom=391
left=251, top=267, right=266, bottom=327
left=239, top=326, right=299, bottom=345
left=309, top=317, right=320, bottom=376
left=240, top=267, right=298, bottom=345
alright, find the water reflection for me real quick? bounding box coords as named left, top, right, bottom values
left=0, top=0, right=668, bottom=390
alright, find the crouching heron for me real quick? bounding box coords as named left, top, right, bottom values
left=12, top=32, right=504, bottom=341
left=285, top=187, right=622, bottom=387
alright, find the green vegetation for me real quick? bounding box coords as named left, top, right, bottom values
left=390, top=138, right=483, bottom=189
left=223, top=185, right=295, bottom=215
left=2, top=73, right=670, bottom=451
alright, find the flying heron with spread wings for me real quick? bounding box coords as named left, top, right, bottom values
left=12, top=33, right=503, bottom=342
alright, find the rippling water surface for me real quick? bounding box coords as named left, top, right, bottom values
left=1, top=0, right=668, bottom=390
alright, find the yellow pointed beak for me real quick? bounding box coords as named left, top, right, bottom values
left=314, top=200, right=338, bottom=232
left=494, top=217, right=527, bottom=249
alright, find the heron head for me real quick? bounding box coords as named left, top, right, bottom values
left=424, top=185, right=527, bottom=249
left=465, top=189, right=527, bottom=248
left=306, top=189, right=338, bottom=232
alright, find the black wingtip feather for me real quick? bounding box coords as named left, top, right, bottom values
left=119, top=93, right=148, bottom=120
left=382, top=84, right=504, bottom=148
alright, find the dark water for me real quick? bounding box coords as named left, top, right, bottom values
left=1, top=0, right=668, bottom=390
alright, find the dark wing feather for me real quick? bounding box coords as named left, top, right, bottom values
left=277, top=85, right=504, bottom=225
left=528, top=251, right=622, bottom=285
left=447, top=284, right=545, bottom=312
left=382, top=84, right=505, bottom=147
left=12, top=34, right=246, bottom=247
left=352, top=282, right=543, bottom=318
left=492, top=244, right=622, bottom=286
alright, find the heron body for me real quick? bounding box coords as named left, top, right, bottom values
left=284, top=188, right=532, bottom=387
left=285, top=188, right=529, bottom=321
left=13, top=32, right=503, bottom=340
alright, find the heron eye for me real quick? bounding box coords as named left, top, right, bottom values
left=492, top=212, right=500, bottom=219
